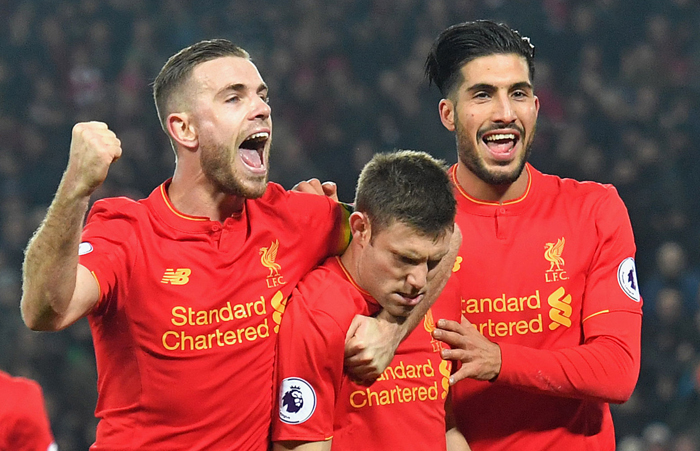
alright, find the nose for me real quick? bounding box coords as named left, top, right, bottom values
left=492, top=91, right=516, bottom=124
left=251, top=95, right=271, bottom=120
left=406, top=264, right=428, bottom=292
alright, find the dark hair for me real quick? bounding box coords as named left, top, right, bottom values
left=425, top=20, right=535, bottom=97
left=354, top=150, right=456, bottom=239
left=153, top=39, right=250, bottom=129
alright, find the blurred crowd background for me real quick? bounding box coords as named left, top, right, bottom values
left=1, top=0, right=699, bottom=449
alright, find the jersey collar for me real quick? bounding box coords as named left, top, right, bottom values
left=450, top=163, right=538, bottom=215
left=332, top=256, right=381, bottom=312
left=147, top=179, right=246, bottom=233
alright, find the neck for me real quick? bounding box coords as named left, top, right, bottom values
left=339, top=243, right=363, bottom=289
left=455, top=162, right=529, bottom=204
left=168, top=170, right=245, bottom=223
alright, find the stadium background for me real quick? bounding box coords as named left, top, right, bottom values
left=0, top=0, right=699, bottom=449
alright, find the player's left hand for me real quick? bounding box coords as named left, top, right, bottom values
left=432, top=316, right=502, bottom=385
left=344, top=312, right=402, bottom=384
left=292, top=178, right=339, bottom=202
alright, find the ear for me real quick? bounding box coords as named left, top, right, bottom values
left=348, top=211, right=371, bottom=245
left=534, top=95, right=541, bottom=117
left=438, top=98, right=456, bottom=132
left=166, top=112, right=198, bottom=150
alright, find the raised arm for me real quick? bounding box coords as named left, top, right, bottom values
left=344, top=224, right=462, bottom=382
left=21, top=122, right=122, bottom=331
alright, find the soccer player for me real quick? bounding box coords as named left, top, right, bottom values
left=272, top=150, right=469, bottom=451
left=0, top=370, right=58, bottom=451
left=20, top=39, right=451, bottom=450
left=425, top=21, right=642, bottom=450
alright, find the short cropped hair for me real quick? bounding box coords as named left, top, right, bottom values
left=153, top=39, right=250, bottom=130
left=425, top=20, right=535, bottom=98
left=354, top=150, right=456, bottom=239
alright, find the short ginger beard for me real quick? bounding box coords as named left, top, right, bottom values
left=200, top=142, right=268, bottom=199
left=455, top=116, right=535, bottom=186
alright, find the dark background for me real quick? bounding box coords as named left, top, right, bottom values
left=1, top=1, right=699, bottom=449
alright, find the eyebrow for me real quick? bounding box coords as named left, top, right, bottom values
left=218, top=82, right=269, bottom=96
left=467, top=81, right=533, bottom=93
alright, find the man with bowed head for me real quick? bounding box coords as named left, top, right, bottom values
left=427, top=21, right=642, bottom=450
left=20, top=39, right=439, bottom=450
left=273, top=150, right=468, bottom=451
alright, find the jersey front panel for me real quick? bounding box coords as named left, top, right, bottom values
left=273, top=258, right=461, bottom=451
left=333, top=276, right=462, bottom=451
left=79, top=182, right=347, bottom=451
left=449, top=164, right=642, bottom=451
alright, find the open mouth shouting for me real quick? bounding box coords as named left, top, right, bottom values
left=239, top=130, right=270, bottom=174
left=481, top=129, right=521, bottom=161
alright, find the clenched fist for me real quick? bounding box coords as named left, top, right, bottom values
left=65, top=122, right=122, bottom=197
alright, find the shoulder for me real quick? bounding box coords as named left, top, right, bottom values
left=0, top=372, right=41, bottom=396
left=88, top=195, right=147, bottom=222
left=0, top=373, right=44, bottom=415
left=256, top=182, right=337, bottom=214
left=290, top=261, right=365, bottom=325
left=535, top=169, right=627, bottom=212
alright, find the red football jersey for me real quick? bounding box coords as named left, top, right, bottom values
left=273, top=257, right=462, bottom=450
left=79, top=181, right=349, bottom=451
left=449, top=164, right=642, bottom=451
left=0, top=371, right=56, bottom=451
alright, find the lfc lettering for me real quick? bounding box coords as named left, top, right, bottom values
left=545, top=271, right=569, bottom=282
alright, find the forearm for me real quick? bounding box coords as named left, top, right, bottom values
left=273, top=441, right=331, bottom=451
left=446, top=428, right=471, bottom=451
left=21, top=176, right=91, bottom=330
left=496, top=313, right=641, bottom=403
left=445, top=391, right=471, bottom=451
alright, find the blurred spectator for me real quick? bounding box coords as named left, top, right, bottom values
left=643, top=241, right=700, bottom=315
left=1, top=0, right=700, bottom=448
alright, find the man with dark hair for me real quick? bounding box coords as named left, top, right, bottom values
left=425, top=20, right=642, bottom=451
left=272, top=150, right=468, bottom=451
left=20, top=39, right=451, bottom=450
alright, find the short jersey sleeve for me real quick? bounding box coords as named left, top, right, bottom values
left=78, top=198, right=138, bottom=313
left=272, top=288, right=347, bottom=442
left=274, top=187, right=352, bottom=257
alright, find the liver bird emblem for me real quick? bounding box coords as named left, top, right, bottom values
left=260, top=240, right=281, bottom=277
left=423, top=309, right=443, bottom=352
left=544, top=237, right=565, bottom=272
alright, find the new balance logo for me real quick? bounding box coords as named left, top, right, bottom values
left=161, top=268, right=191, bottom=285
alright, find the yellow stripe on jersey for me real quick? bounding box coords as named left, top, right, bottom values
left=582, top=310, right=610, bottom=323
left=336, top=202, right=354, bottom=253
